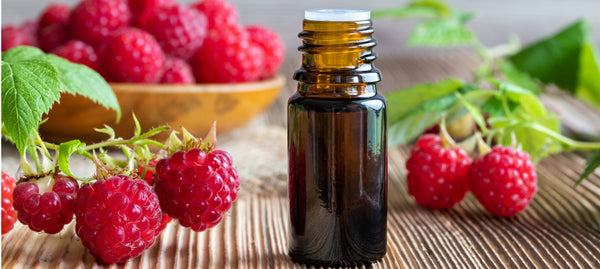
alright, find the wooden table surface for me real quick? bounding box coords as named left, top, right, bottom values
left=3, top=1, right=600, bottom=268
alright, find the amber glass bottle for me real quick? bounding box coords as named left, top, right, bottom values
left=287, top=9, right=387, bottom=267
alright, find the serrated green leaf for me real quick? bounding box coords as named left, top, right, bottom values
left=385, top=78, right=463, bottom=121
left=389, top=111, right=442, bottom=147
left=576, top=150, right=600, bottom=185
left=57, top=140, right=85, bottom=178
left=409, top=18, right=476, bottom=46
left=508, top=20, right=590, bottom=93
left=43, top=54, right=121, bottom=121
left=385, top=79, right=464, bottom=146
left=1, top=59, right=61, bottom=153
left=497, top=59, right=542, bottom=95
left=575, top=43, right=600, bottom=107
left=372, top=0, right=452, bottom=19
left=1, top=46, right=45, bottom=63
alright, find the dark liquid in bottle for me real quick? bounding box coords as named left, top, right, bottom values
left=288, top=92, right=387, bottom=267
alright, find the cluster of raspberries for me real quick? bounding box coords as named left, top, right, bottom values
left=2, top=148, right=239, bottom=264
left=1, top=0, right=284, bottom=84
left=406, top=134, right=538, bottom=217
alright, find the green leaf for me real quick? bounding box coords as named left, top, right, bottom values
left=576, top=150, right=600, bottom=185
left=497, top=59, right=542, bottom=95
left=385, top=79, right=464, bottom=146
left=44, top=54, right=121, bottom=121
left=385, top=78, right=463, bottom=119
left=372, top=0, right=452, bottom=19
left=489, top=82, right=562, bottom=162
left=455, top=92, right=487, bottom=132
left=389, top=112, right=442, bottom=147
left=1, top=46, right=45, bottom=62
left=575, top=43, right=600, bottom=107
left=1, top=59, right=61, bottom=153
left=409, top=18, right=476, bottom=46
left=57, top=140, right=86, bottom=178
left=509, top=19, right=600, bottom=106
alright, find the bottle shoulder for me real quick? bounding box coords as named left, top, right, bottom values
left=288, top=91, right=386, bottom=112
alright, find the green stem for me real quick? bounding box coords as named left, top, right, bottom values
left=522, top=122, right=600, bottom=150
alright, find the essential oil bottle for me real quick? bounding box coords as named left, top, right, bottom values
left=287, top=9, right=388, bottom=267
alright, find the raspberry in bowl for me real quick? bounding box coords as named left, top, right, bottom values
left=26, top=0, right=286, bottom=142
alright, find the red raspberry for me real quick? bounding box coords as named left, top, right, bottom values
left=246, top=25, right=284, bottom=79
left=12, top=174, right=79, bottom=234
left=128, top=0, right=174, bottom=22
left=69, top=0, right=132, bottom=45
left=138, top=160, right=158, bottom=186
left=52, top=40, right=100, bottom=71
left=191, top=25, right=264, bottom=83
left=467, top=146, right=537, bottom=217
left=1, top=23, right=37, bottom=52
left=75, top=175, right=162, bottom=263
left=2, top=172, right=17, bottom=234
left=191, top=0, right=238, bottom=32
left=137, top=161, right=173, bottom=231
left=100, top=28, right=165, bottom=83
left=160, top=57, right=195, bottom=84
left=39, top=3, right=71, bottom=28
left=37, top=3, right=71, bottom=52
left=405, top=134, right=472, bottom=209
left=137, top=4, right=207, bottom=60
left=154, top=148, right=240, bottom=231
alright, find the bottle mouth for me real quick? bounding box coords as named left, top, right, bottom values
left=304, top=9, right=370, bottom=22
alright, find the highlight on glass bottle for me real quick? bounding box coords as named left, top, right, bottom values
left=287, top=9, right=388, bottom=267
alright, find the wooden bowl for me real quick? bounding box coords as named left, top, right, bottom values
left=40, top=75, right=286, bottom=143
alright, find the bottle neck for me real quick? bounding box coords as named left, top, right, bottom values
left=293, top=19, right=381, bottom=97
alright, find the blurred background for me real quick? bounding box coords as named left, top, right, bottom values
left=3, top=0, right=600, bottom=57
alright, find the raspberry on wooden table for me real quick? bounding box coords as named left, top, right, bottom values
left=12, top=174, right=79, bottom=234
left=137, top=4, right=207, bottom=60
left=75, top=175, right=162, bottom=264
left=2, top=172, right=17, bottom=234
left=468, top=146, right=537, bottom=217
left=69, top=0, right=131, bottom=45
left=100, top=27, right=165, bottom=83
left=405, top=134, right=472, bottom=209
left=154, top=148, right=240, bottom=232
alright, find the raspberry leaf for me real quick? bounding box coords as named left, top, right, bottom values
left=575, top=43, right=600, bottom=107
left=576, top=150, right=600, bottom=185
left=497, top=59, right=542, bottom=95
left=1, top=46, right=45, bottom=62
left=1, top=58, right=61, bottom=154
left=408, top=17, right=475, bottom=47
left=386, top=79, right=483, bottom=146
left=44, top=54, right=121, bottom=121
left=509, top=20, right=600, bottom=107
left=372, top=0, right=452, bottom=19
